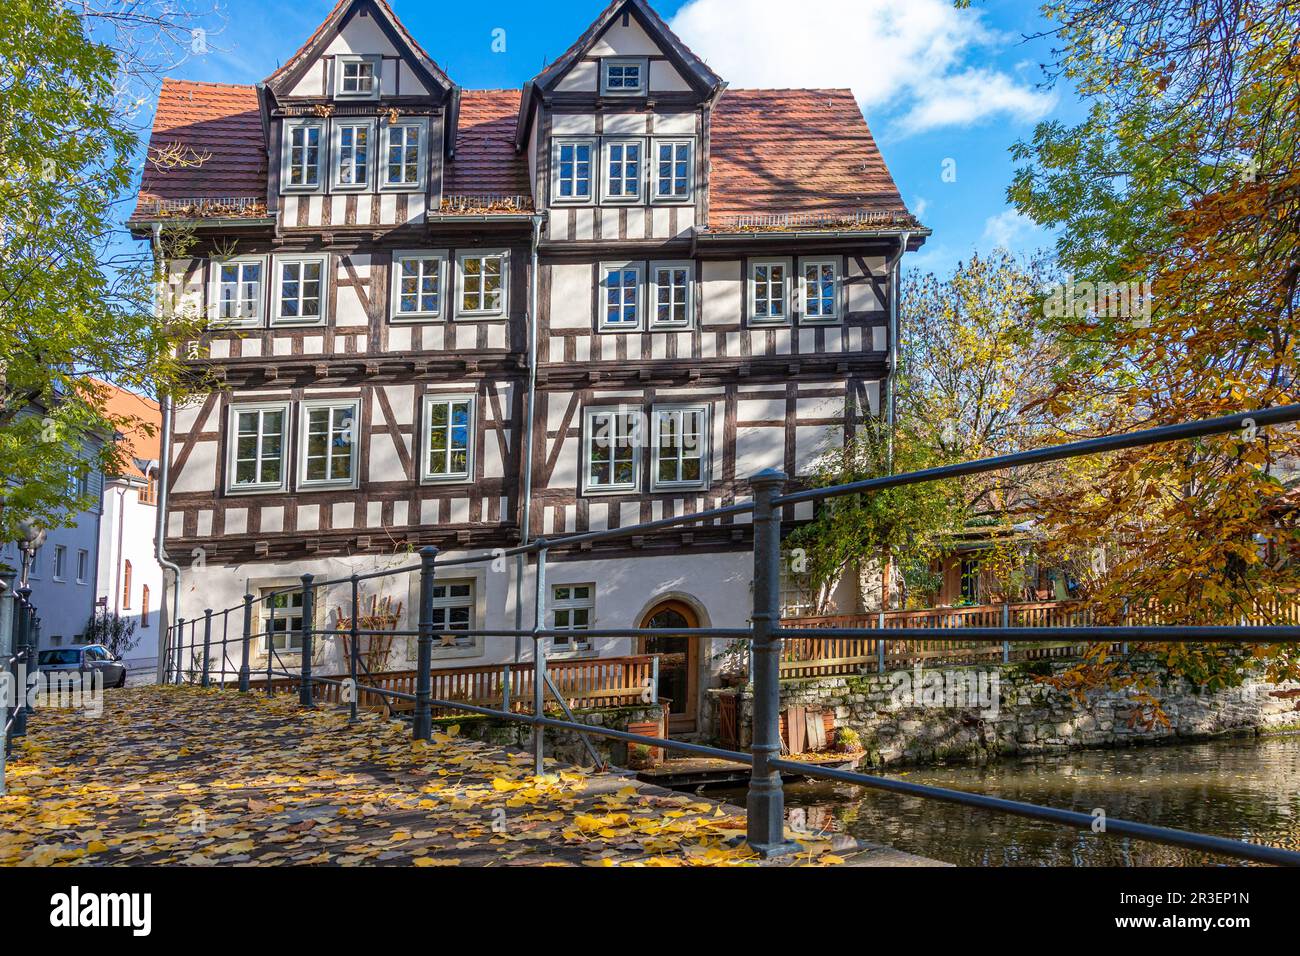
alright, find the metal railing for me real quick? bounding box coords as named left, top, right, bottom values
left=161, top=404, right=1300, bottom=866
left=1, top=581, right=39, bottom=797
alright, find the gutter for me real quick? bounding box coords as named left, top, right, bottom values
left=151, top=221, right=184, bottom=682
left=514, top=213, right=545, bottom=662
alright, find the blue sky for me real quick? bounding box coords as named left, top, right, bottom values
left=145, top=0, right=1084, bottom=277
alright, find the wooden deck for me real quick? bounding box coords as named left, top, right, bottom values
left=0, top=686, right=940, bottom=867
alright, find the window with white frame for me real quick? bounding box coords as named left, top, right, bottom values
left=432, top=581, right=474, bottom=647
left=383, top=121, right=424, bottom=189
left=273, top=255, right=327, bottom=325
left=391, top=252, right=445, bottom=320
left=800, top=259, right=840, bottom=322
left=584, top=407, right=641, bottom=493
left=750, top=260, right=790, bottom=324
left=283, top=120, right=323, bottom=191
left=601, top=263, right=643, bottom=330
left=604, top=140, right=642, bottom=201
left=263, top=589, right=305, bottom=653
left=601, top=58, right=645, bottom=95
left=335, top=55, right=379, bottom=99
left=653, top=140, right=692, bottom=201
left=650, top=261, right=692, bottom=328
left=53, top=546, right=67, bottom=581
left=553, top=139, right=594, bottom=203
left=457, top=252, right=506, bottom=316
left=422, top=395, right=474, bottom=482
left=76, top=549, right=88, bottom=584
left=652, top=405, right=709, bottom=490
left=333, top=122, right=373, bottom=189
left=229, top=404, right=288, bottom=492
left=213, top=258, right=264, bottom=327
left=552, top=585, right=594, bottom=651
left=299, top=401, right=357, bottom=488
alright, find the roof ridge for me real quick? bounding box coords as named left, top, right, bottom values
left=160, top=78, right=257, bottom=91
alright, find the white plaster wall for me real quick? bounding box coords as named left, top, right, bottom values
left=97, top=477, right=165, bottom=671
left=700, top=260, right=742, bottom=325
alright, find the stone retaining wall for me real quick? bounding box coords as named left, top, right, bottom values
left=711, top=658, right=1300, bottom=767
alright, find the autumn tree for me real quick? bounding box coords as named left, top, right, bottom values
left=0, top=1, right=211, bottom=543
left=1009, top=0, right=1300, bottom=693
left=792, top=251, right=1065, bottom=607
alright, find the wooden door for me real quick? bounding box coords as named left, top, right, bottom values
left=639, top=600, right=699, bottom=735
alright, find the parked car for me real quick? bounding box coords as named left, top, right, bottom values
left=36, top=645, right=128, bottom=688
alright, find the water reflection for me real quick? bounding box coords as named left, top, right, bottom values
left=720, top=736, right=1300, bottom=866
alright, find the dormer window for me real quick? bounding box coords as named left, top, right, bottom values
left=335, top=55, right=380, bottom=100
left=601, top=58, right=646, bottom=96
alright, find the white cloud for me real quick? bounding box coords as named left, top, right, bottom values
left=912, top=196, right=930, bottom=220
left=670, top=0, right=1056, bottom=136
left=981, top=208, right=1040, bottom=249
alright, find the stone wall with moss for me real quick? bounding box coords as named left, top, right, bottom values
left=710, top=658, right=1300, bottom=768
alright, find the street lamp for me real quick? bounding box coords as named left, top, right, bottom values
left=16, top=520, right=46, bottom=589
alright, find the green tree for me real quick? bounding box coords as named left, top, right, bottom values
left=0, top=1, right=207, bottom=541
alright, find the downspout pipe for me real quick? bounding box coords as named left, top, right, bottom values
left=151, top=221, right=184, bottom=683
left=514, top=213, right=545, bottom=662
left=885, top=230, right=912, bottom=475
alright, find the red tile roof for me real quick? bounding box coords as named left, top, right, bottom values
left=445, top=90, right=531, bottom=201
left=136, top=79, right=266, bottom=215
left=85, top=379, right=162, bottom=480
left=708, top=89, right=911, bottom=229
left=134, top=84, right=913, bottom=230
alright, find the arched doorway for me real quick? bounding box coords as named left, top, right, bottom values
left=639, top=600, right=699, bottom=735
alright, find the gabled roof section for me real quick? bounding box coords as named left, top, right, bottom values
left=706, top=89, right=918, bottom=232
left=133, top=79, right=267, bottom=221
left=263, top=0, right=454, bottom=98
left=444, top=91, right=532, bottom=209
left=514, top=0, right=724, bottom=150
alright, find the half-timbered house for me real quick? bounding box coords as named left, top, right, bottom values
left=132, top=0, right=926, bottom=732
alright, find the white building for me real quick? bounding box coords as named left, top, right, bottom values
left=94, top=381, right=165, bottom=676
left=132, top=0, right=926, bottom=734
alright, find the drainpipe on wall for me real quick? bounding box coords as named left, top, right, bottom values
left=152, top=221, right=184, bottom=683
left=514, top=213, right=545, bottom=662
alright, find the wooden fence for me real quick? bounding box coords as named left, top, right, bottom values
left=247, top=655, right=658, bottom=716
left=780, top=595, right=1298, bottom=677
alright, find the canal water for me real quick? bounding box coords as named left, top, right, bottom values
left=716, top=735, right=1300, bottom=866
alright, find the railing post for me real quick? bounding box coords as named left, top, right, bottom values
left=877, top=610, right=886, bottom=673
left=175, top=617, right=185, bottom=684
left=532, top=543, right=549, bottom=776
left=10, top=590, right=31, bottom=738
left=1002, top=602, right=1011, bottom=663
left=299, top=575, right=315, bottom=708
left=502, top=664, right=512, bottom=713
left=651, top=654, right=660, bottom=704
left=201, top=609, right=213, bottom=688
left=238, top=593, right=253, bottom=693
left=0, top=576, right=9, bottom=792
left=747, top=469, right=794, bottom=857
left=266, top=598, right=275, bottom=696
left=348, top=575, right=361, bottom=724
left=413, top=546, right=439, bottom=741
